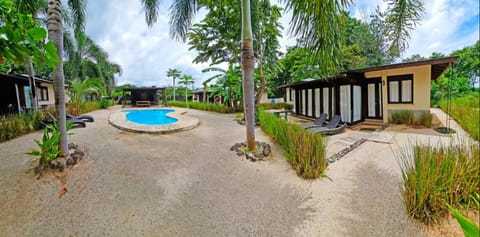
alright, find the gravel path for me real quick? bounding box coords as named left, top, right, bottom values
left=0, top=107, right=448, bottom=236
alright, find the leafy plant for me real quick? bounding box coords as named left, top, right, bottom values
left=27, top=122, right=73, bottom=166
left=449, top=205, right=479, bottom=237
left=258, top=110, right=327, bottom=179
left=399, top=142, right=480, bottom=223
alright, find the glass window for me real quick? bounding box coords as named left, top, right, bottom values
left=388, top=74, right=413, bottom=103
left=401, top=80, right=412, bottom=102
left=389, top=81, right=399, bottom=102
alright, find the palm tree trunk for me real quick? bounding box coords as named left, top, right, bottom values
left=26, top=57, right=39, bottom=110
left=255, top=63, right=266, bottom=105
left=203, top=84, right=207, bottom=103
left=173, top=78, right=176, bottom=101
left=241, top=0, right=256, bottom=150
left=47, top=0, right=69, bottom=157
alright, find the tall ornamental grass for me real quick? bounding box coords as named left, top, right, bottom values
left=258, top=110, right=327, bottom=179
left=399, top=142, right=480, bottom=224
left=0, top=111, right=45, bottom=142
left=439, top=96, right=479, bottom=141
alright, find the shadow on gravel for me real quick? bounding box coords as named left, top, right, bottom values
left=147, top=184, right=314, bottom=237
left=336, top=162, right=424, bottom=237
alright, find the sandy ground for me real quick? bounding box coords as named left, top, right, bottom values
left=0, top=107, right=468, bottom=236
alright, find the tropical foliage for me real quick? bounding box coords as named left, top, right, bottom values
left=63, top=31, right=121, bottom=94
left=0, top=110, right=45, bottom=142
left=67, top=78, right=107, bottom=114
left=0, top=0, right=59, bottom=68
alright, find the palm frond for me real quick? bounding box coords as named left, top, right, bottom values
left=385, top=0, right=424, bottom=56
left=141, top=0, right=160, bottom=26
left=282, top=0, right=350, bottom=76
left=169, top=0, right=199, bottom=42
left=67, top=0, right=86, bottom=34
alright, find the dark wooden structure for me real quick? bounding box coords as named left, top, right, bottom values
left=0, top=74, right=53, bottom=114
left=122, top=87, right=167, bottom=106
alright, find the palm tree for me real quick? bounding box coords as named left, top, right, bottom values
left=166, top=68, right=182, bottom=101
left=178, top=74, right=194, bottom=107
left=47, top=0, right=86, bottom=157
left=69, top=78, right=107, bottom=114
left=63, top=31, right=122, bottom=94
left=141, top=0, right=424, bottom=150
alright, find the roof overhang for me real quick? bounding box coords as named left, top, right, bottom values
left=350, top=56, right=458, bottom=81
left=278, top=56, right=458, bottom=89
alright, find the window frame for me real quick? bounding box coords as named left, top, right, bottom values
left=38, top=86, right=49, bottom=101
left=387, top=74, right=413, bottom=104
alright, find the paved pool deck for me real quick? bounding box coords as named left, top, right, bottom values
left=0, top=107, right=472, bottom=236
left=108, top=106, right=200, bottom=134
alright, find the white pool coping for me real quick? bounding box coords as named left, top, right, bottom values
left=108, top=107, right=200, bottom=134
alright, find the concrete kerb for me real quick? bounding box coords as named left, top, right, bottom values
left=108, top=106, right=200, bottom=134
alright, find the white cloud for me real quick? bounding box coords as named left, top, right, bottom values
left=85, top=0, right=479, bottom=89
left=348, top=0, right=479, bottom=58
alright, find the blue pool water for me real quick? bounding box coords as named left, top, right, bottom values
left=125, top=109, right=178, bottom=125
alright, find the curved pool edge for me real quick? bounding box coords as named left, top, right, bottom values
left=108, top=107, right=200, bottom=134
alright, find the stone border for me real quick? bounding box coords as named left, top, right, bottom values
left=108, top=107, right=200, bottom=134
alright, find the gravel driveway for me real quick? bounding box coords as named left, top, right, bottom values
left=0, top=107, right=435, bottom=236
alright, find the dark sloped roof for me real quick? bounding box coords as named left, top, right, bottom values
left=279, top=56, right=458, bottom=88
left=0, top=73, right=53, bottom=84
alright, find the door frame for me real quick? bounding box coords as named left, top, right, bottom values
left=366, top=78, right=383, bottom=119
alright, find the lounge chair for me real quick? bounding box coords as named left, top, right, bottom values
left=308, top=115, right=347, bottom=135
left=42, top=112, right=86, bottom=128
left=67, top=113, right=94, bottom=122
left=299, top=113, right=327, bottom=129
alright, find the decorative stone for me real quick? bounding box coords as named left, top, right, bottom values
left=57, top=159, right=66, bottom=171
left=68, top=143, right=78, bottom=150
left=74, top=150, right=85, bottom=157
left=71, top=153, right=80, bottom=162
left=66, top=157, right=75, bottom=166
left=236, top=150, right=245, bottom=156
left=254, top=151, right=263, bottom=159
left=49, top=160, right=57, bottom=169
left=262, top=146, right=271, bottom=157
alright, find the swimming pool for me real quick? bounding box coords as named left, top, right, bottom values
left=125, top=109, right=178, bottom=125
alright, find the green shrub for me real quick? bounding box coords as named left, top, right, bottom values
left=418, top=112, right=433, bottom=128
left=258, top=110, right=327, bottom=179
left=99, top=98, right=113, bottom=109
left=0, top=111, right=45, bottom=143
left=399, top=142, right=480, bottom=223
left=80, top=101, right=101, bottom=114
left=258, top=103, right=293, bottom=110
left=168, top=101, right=234, bottom=113
left=439, top=96, right=479, bottom=141
left=390, top=110, right=414, bottom=124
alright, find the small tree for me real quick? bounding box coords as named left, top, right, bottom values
left=166, top=68, right=182, bottom=101
left=68, top=78, right=106, bottom=114
left=178, top=74, right=194, bottom=108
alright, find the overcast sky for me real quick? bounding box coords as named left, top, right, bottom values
left=85, top=0, right=479, bottom=88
